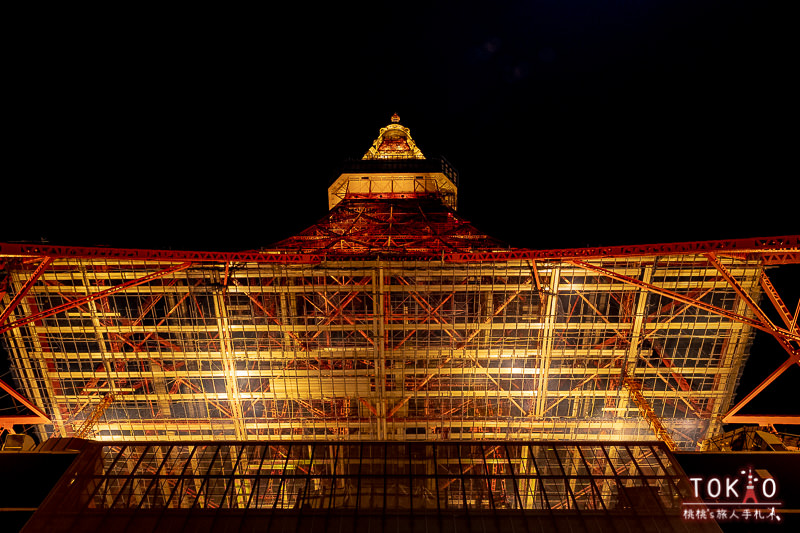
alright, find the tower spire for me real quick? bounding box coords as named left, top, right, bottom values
left=327, top=115, right=458, bottom=210
left=363, top=114, right=425, bottom=160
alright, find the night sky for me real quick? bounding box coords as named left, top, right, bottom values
left=3, top=3, right=798, bottom=422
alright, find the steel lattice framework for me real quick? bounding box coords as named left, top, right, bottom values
left=1, top=116, right=798, bottom=450
left=24, top=440, right=712, bottom=533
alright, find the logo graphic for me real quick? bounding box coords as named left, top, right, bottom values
left=683, top=465, right=781, bottom=523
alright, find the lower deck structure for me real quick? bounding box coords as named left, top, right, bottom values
left=21, top=439, right=721, bottom=533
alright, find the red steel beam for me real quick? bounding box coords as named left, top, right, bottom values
left=230, top=279, right=306, bottom=347
left=761, top=252, right=800, bottom=265
left=343, top=192, right=440, bottom=201
left=641, top=287, right=717, bottom=341
left=721, top=265, right=800, bottom=424
left=0, top=262, right=192, bottom=335
left=0, top=242, right=324, bottom=263
left=574, top=259, right=800, bottom=426
left=1, top=235, right=797, bottom=264
left=0, top=377, right=51, bottom=429
left=705, top=253, right=800, bottom=356
left=574, top=284, right=705, bottom=351
left=527, top=260, right=544, bottom=298
left=568, top=260, right=800, bottom=343
left=0, top=256, right=53, bottom=326
left=311, top=290, right=375, bottom=347
left=722, top=350, right=800, bottom=424
left=721, top=415, right=800, bottom=424
left=40, top=276, right=182, bottom=357
left=563, top=289, right=706, bottom=400
left=445, top=235, right=800, bottom=262
left=649, top=343, right=707, bottom=417
left=358, top=397, right=379, bottom=417
left=705, top=253, right=779, bottom=333
left=438, top=446, right=501, bottom=490
left=304, top=277, right=372, bottom=343
left=396, top=276, right=462, bottom=343
left=24, top=298, right=69, bottom=429
left=43, top=275, right=185, bottom=408
left=760, top=270, right=798, bottom=333
left=545, top=285, right=716, bottom=418
left=0, top=264, right=9, bottom=302
left=35, top=278, right=161, bottom=410
left=794, top=300, right=800, bottom=335
left=128, top=279, right=180, bottom=328
left=387, top=277, right=533, bottom=417
left=132, top=280, right=201, bottom=351
left=456, top=277, right=533, bottom=349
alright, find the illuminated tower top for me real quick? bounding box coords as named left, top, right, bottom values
left=362, top=113, right=425, bottom=159
left=327, top=114, right=458, bottom=210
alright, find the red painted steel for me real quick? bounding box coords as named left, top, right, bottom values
left=723, top=354, right=800, bottom=424
left=762, top=252, right=800, bottom=264
left=760, top=271, right=799, bottom=333
left=2, top=118, right=795, bottom=443
left=0, top=199, right=797, bottom=437
left=706, top=253, right=779, bottom=333
left=0, top=378, right=51, bottom=430
left=1, top=234, right=797, bottom=264
left=569, top=259, right=800, bottom=343
left=0, top=262, right=192, bottom=336
left=0, top=256, right=53, bottom=326
left=271, top=199, right=508, bottom=254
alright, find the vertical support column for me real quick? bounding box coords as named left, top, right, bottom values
left=227, top=444, right=249, bottom=508
left=188, top=446, right=205, bottom=508
left=278, top=275, right=296, bottom=349
left=483, top=291, right=493, bottom=344
left=566, top=446, right=580, bottom=507
left=150, top=445, right=171, bottom=507
left=122, top=446, right=149, bottom=508
left=213, top=284, right=246, bottom=440
left=619, top=266, right=654, bottom=413
left=5, top=323, right=57, bottom=440
left=8, top=273, right=67, bottom=438
left=518, top=444, right=533, bottom=508
left=81, top=267, right=133, bottom=436
left=85, top=297, right=117, bottom=398
left=372, top=261, right=387, bottom=440
left=534, top=266, right=560, bottom=418
left=706, top=290, right=753, bottom=439
left=425, top=443, right=435, bottom=498
left=600, top=444, right=619, bottom=508
left=150, top=295, right=180, bottom=419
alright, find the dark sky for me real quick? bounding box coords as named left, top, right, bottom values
left=3, top=2, right=798, bottom=422
left=5, top=1, right=796, bottom=251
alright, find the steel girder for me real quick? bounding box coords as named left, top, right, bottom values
left=0, top=377, right=51, bottom=431
left=1, top=234, right=797, bottom=264
left=0, top=250, right=779, bottom=449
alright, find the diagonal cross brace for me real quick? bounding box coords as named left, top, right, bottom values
left=0, top=256, right=53, bottom=326
left=0, top=262, right=192, bottom=335
left=0, top=377, right=51, bottom=428
left=569, top=259, right=800, bottom=343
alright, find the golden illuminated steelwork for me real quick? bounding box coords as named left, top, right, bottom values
left=328, top=116, right=457, bottom=210
left=1, top=115, right=798, bottom=450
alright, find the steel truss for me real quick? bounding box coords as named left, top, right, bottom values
left=3, top=234, right=798, bottom=448
left=5, top=116, right=796, bottom=451
left=26, top=440, right=697, bottom=533
left=1, top=235, right=798, bottom=265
